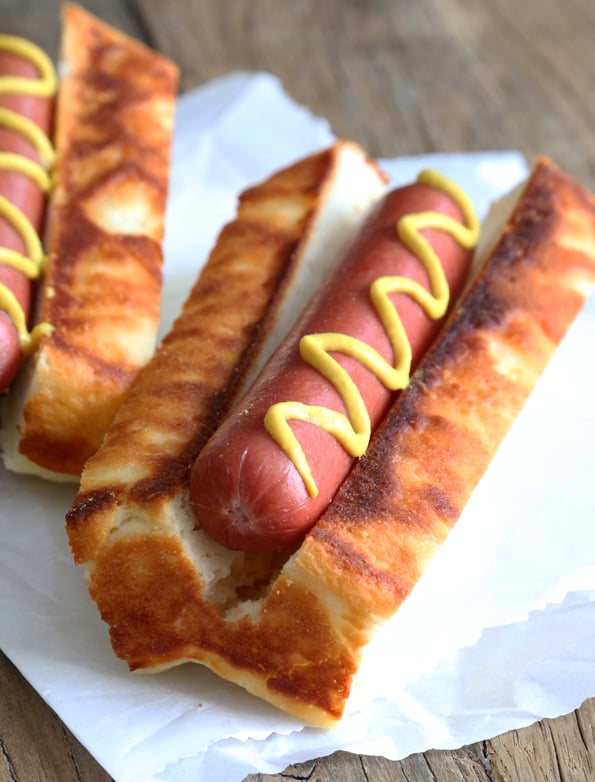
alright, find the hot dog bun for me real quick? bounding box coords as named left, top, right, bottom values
left=66, top=154, right=595, bottom=727
left=0, top=4, right=178, bottom=480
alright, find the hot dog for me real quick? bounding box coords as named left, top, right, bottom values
left=67, top=153, right=595, bottom=724
left=0, top=4, right=178, bottom=479
left=190, top=174, right=479, bottom=550
left=0, top=35, right=55, bottom=392
left=65, top=147, right=595, bottom=728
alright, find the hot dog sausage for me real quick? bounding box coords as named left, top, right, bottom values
left=190, top=174, right=479, bottom=551
left=0, top=265, right=28, bottom=387
left=0, top=38, right=55, bottom=391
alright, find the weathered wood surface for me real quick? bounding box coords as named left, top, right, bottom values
left=1, top=1, right=594, bottom=781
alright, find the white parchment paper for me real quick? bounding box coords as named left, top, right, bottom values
left=1, top=72, right=594, bottom=782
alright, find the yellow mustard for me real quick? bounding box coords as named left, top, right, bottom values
left=0, top=35, right=56, bottom=355
left=264, top=170, right=480, bottom=498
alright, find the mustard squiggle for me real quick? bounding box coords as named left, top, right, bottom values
left=264, top=170, right=480, bottom=498
left=0, top=35, right=57, bottom=357
left=0, top=35, right=57, bottom=96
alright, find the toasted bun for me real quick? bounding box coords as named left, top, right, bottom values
left=0, top=3, right=178, bottom=480
left=66, top=155, right=595, bottom=727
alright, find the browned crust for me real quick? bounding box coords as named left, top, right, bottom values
left=88, top=531, right=357, bottom=725
left=67, top=156, right=595, bottom=727
left=15, top=3, right=178, bottom=475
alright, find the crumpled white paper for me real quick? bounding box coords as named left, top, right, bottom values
left=1, top=71, right=594, bottom=782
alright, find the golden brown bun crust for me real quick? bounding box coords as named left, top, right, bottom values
left=89, top=532, right=357, bottom=726
left=14, top=4, right=178, bottom=475
left=67, top=156, right=595, bottom=728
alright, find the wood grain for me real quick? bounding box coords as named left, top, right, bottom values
left=1, top=0, right=595, bottom=781
left=0, top=652, right=109, bottom=782
left=136, top=0, right=595, bottom=188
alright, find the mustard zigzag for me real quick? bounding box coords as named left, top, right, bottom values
left=264, top=170, right=480, bottom=498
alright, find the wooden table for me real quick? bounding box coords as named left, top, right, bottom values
left=1, top=1, right=594, bottom=780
